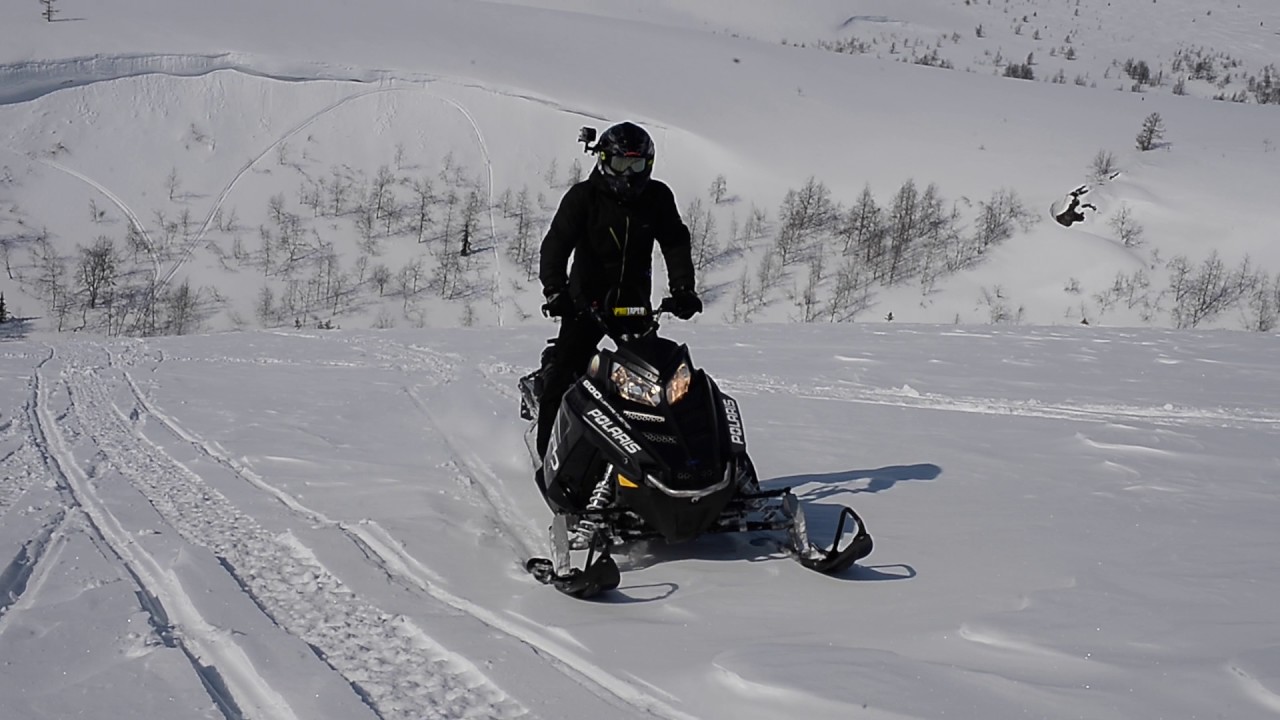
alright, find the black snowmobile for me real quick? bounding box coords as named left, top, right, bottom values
left=519, top=303, right=872, bottom=598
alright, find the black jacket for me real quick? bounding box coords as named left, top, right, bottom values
left=540, top=169, right=695, bottom=309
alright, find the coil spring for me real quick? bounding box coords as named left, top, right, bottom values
left=570, top=466, right=615, bottom=549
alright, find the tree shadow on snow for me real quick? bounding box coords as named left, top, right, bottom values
left=0, top=316, right=34, bottom=341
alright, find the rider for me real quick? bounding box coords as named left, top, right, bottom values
left=535, top=121, right=702, bottom=490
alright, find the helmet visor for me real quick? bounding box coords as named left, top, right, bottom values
left=602, top=153, right=650, bottom=175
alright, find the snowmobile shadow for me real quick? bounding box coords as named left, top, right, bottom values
left=616, top=534, right=787, bottom=573
left=838, top=563, right=916, bottom=582
left=768, top=463, right=942, bottom=501
left=602, top=583, right=679, bottom=604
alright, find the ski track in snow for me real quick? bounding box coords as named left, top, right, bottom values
left=0, top=51, right=603, bottom=321
left=152, top=86, right=402, bottom=296
left=117, top=335, right=704, bottom=720
left=720, top=374, right=1280, bottom=429
left=0, top=149, right=162, bottom=285
left=40, top=340, right=528, bottom=720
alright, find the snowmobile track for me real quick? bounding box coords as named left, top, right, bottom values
left=43, top=342, right=529, bottom=720
left=29, top=348, right=299, bottom=720
left=120, top=340, right=700, bottom=720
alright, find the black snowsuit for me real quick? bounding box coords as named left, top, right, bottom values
left=535, top=169, right=695, bottom=460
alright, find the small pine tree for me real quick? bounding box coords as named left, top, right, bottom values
left=1136, top=112, right=1165, bottom=151
left=0, top=292, right=8, bottom=323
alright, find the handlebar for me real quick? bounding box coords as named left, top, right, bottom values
left=608, top=298, right=674, bottom=318
left=590, top=299, right=674, bottom=341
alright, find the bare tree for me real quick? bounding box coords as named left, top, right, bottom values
left=397, top=258, right=425, bottom=309
left=1136, top=112, right=1165, bottom=151
left=32, top=230, right=71, bottom=327
left=773, top=178, right=835, bottom=268
left=685, top=197, right=719, bottom=272
left=708, top=175, right=729, bottom=203
left=506, top=187, right=538, bottom=280
left=973, top=188, right=1033, bottom=254
left=370, top=263, right=392, bottom=296
left=327, top=166, right=354, bottom=216
left=1089, top=149, right=1119, bottom=181
left=739, top=205, right=768, bottom=252
left=458, top=189, right=484, bottom=257
left=794, top=254, right=824, bottom=322
left=40, top=0, right=59, bottom=22
left=839, top=184, right=884, bottom=261
left=1243, top=273, right=1279, bottom=332
left=1, top=235, right=17, bottom=279
left=255, top=285, right=277, bottom=326
left=370, top=165, right=396, bottom=226
left=1170, top=251, right=1249, bottom=328
left=827, top=257, right=873, bottom=322
left=886, top=179, right=920, bottom=283
left=78, top=235, right=120, bottom=310
left=165, top=167, right=181, bottom=201
left=410, top=177, right=435, bottom=243
left=162, top=279, right=200, bottom=335
left=1108, top=204, right=1145, bottom=248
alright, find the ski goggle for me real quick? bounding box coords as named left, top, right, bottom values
left=601, top=153, right=650, bottom=175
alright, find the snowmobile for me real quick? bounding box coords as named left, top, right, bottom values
left=518, top=302, right=873, bottom=598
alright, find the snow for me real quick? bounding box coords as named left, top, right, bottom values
left=2, top=0, right=1280, bottom=718
left=3, top=0, right=1280, bottom=331
left=3, top=323, right=1280, bottom=719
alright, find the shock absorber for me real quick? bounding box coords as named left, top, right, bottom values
left=570, top=464, right=615, bottom=549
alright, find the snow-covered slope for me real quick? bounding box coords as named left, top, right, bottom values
left=3, top=323, right=1279, bottom=719
left=2, top=0, right=1279, bottom=334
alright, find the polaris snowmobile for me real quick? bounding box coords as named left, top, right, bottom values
left=518, top=303, right=872, bottom=599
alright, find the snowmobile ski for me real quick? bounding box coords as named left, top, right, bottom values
left=526, top=516, right=619, bottom=599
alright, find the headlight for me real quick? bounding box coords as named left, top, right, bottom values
left=611, top=363, right=661, bottom=406
left=666, top=362, right=692, bottom=404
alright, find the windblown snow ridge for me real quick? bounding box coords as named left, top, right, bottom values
left=0, top=53, right=395, bottom=106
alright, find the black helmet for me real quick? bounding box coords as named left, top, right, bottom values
left=595, top=122, right=654, bottom=199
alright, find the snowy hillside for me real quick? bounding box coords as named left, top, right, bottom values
left=3, top=323, right=1280, bottom=719
left=3, top=3, right=1280, bottom=719
left=2, top=0, right=1280, bottom=335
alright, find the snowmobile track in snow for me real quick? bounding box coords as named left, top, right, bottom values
left=119, top=337, right=703, bottom=720
left=28, top=348, right=289, bottom=720
left=38, top=342, right=529, bottom=720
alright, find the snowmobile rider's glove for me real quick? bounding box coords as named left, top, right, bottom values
left=666, top=287, right=703, bottom=320
left=541, top=286, right=575, bottom=318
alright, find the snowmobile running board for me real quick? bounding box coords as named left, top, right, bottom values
left=525, top=490, right=873, bottom=599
